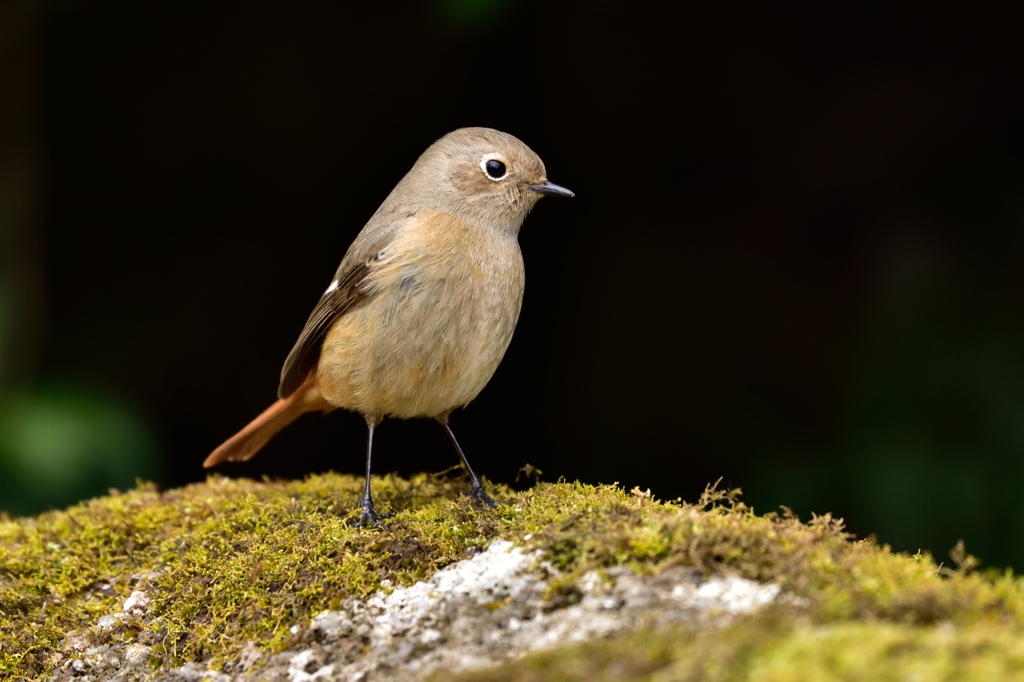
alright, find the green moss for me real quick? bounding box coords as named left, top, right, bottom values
left=2, top=474, right=1024, bottom=680
left=440, top=615, right=1024, bottom=681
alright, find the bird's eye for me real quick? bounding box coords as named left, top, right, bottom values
left=483, top=158, right=507, bottom=180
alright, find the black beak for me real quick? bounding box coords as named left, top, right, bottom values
left=527, top=180, right=575, bottom=198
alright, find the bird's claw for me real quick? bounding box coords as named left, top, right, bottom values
left=355, top=496, right=394, bottom=528
left=468, top=485, right=499, bottom=509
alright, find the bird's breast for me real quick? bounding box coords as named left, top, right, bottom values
left=317, top=211, right=525, bottom=419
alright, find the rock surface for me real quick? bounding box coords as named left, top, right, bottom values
left=7, top=475, right=1022, bottom=682
left=56, top=540, right=782, bottom=681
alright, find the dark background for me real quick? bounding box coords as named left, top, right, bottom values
left=3, top=1, right=1024, bottom=569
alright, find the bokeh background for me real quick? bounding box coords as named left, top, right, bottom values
left=3, top=1, right=1024, bottom=569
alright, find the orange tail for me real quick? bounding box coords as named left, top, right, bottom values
left=203, top=372, right=327, bottom=468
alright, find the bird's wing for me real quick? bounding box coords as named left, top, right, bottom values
left=276, top=215, right=408, bottom=400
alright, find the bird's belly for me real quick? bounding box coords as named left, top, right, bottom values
left=317, top=246, right=524, bottom=420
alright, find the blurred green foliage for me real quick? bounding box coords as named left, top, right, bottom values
left=436, top=0, right=511, bottom=30
left=748, top=174, right=1024, bottom=569
left=0, top=386, right=162, bottom=517
left=0, top=279, right=11, bottom=386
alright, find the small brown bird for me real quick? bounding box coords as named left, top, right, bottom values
left=204, top=127, right=573, bottom=526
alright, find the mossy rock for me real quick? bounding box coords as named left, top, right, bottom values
left=1, top=472, right=1023, bottom=680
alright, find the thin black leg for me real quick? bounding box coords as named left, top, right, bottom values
left=439, top=419, right=498, bottom=509
left=357, top=419, right=393, bottom=527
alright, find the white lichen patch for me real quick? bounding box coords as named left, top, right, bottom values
left=684, top=574, right=782, bottom=615
left=358, top=539, right=536, bottom=635
left=287, top=650, right=335, bottom=682
left=97, top=590, right=151, bottom=630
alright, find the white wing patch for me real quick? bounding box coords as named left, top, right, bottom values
left=322, top=280, right=339, bottom=297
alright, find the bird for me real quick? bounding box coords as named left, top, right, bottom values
left=203, top=127, right=573, bottom=526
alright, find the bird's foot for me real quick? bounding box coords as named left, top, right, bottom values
left=355, top=495, right=394, bottom=528
left=468, top=485, right=499, bottom=510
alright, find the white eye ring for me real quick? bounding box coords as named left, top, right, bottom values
left=480, top=153, right=508, bottom=181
